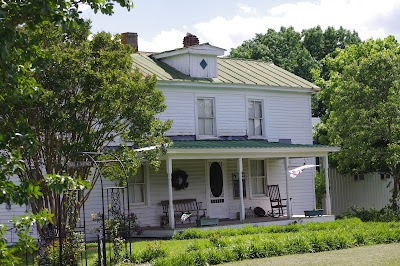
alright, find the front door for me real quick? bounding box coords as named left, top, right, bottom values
left=207, top=161, right=227, bottom=218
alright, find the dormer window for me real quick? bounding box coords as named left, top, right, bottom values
left=197, top=97, right=215, bottom=137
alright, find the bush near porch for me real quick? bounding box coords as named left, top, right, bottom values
left=110, top=218, right=400, bottom=265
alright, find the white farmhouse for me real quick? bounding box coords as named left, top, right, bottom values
left=111, top=32, right=338, bottom=230
left=1, top=33, right=339, bottom=242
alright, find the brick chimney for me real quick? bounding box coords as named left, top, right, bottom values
left=183, top=33, right=199, bottom=48
left=121, top=32, right=138, bottom=52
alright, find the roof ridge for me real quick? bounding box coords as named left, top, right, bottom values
left=220, top=57, right=274, bottom=64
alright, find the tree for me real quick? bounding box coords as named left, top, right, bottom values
left=230, top=26, right=361, bottom=116
left=0, top=1, right=135, bottom=264
left=316, top=36, right=400, bottom=210
left=231, top=26, right=319, bottom=82
left=2, top=21, right=170, bottom=235
left=303, top=26, right=361, bottom=117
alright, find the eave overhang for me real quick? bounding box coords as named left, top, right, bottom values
left=163, top=140, right=339, bottom=160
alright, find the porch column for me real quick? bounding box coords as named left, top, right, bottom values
left=323, top=155, right=332, bottom=215
left=167, top=157, right=175, bottom=229
left=284, top=157, right=292, bottom=219
left=238, top=157, right=245, bottom=222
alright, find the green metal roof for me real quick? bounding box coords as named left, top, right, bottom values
left=131, top=52, right=320, bottom=91
left=169, top=140, right=329, bottom=149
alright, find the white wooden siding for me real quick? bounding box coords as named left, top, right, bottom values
left=216, top=94, right=247, bottom=136
left=266, top=93, right=312, bottom=144
left=330, top=169, right=392, bottom=215
left=158, top=91, right=196, bottom=136
left=0, top=203, right=38, bottom=244
left=158, top=87, right=313, bottom=144
left=160, top=54, right=217, bottom=78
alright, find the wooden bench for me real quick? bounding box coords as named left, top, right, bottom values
left=160, top=199, right=206, bottom=227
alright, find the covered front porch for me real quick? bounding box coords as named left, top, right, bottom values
left=159, top=140, right=339, bottom=230
left=137, top=214, right=335, bottom=238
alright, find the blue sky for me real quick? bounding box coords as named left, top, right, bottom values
left=80, top=0, right=400, bottom=53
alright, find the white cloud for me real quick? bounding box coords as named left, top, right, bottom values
left=78, top=3, right=91, bottom=12
left=141, top=0, right=400, bottom=53
left=237, top=3, right=257, bottom=15
left=138, top=29, right=186, bottom=52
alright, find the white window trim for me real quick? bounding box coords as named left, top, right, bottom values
left=246, top=98, right=265, bottom=139
left=248, top=159, right=268, bottom=198
left=196, top=96, right=218, bottom=139
left=128, top=164, right=149, bottom=207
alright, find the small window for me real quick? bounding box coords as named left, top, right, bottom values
left=354, top=173, right=364, bottom=181
left=128, top=165, right=146, bottom=204
left=248, top=100, right=263, bottom=137
left=380, top=173, right=390, bottom=180
left=197, top=98, right=215, bottom=137
left=233, top=173, right=246, bottom=199
left=250, top=160, right=266, bottom=196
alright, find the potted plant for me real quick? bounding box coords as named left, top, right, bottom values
left=304, top=209, right=324, bottom=217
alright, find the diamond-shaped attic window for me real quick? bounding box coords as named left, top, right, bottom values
left=200, top=59, right=208, bottom=70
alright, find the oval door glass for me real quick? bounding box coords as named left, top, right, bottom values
left=210, top=162, right=223, bottom=197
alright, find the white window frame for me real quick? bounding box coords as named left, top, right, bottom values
left=249, top=159, right=267, bottom=197
left=196, top=97, right=217, bottom=139
left=247, top=99, right=264, bottom=138
left=128, top=164, right=148, bottom=206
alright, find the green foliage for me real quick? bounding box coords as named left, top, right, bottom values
left=113, top=219, right=400, bottom=266
left=314, top=171, right=326, bottom=209
left=231, top=26, right=320, bottom=82
left=230, top=25, right=361, bottom=117
left=316, top=36, right=400, bottom=209
left=337, top=206, right=400, bottom=222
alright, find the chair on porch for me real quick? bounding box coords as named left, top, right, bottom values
left=267, top=185, right=287, bottom=217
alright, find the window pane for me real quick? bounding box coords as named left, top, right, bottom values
left=254, top=119, right=262, bottom=136
left=255, top=101, right=262, bottom=118
left=205, top=99, right=213, bottom=117
left=257, top=160, right=264, bottom=176
left=257, top=178, right=265, bottom=194
left=249, top=119, right=255, bottom=136
left=198, top=118, right=205, bottom=135
left=135, top=166, right=144, bottom=183
left=197, top=99, right=205, bottom=117
left=205, top=118, right=213, bottom=135
left=250, top=160, right=257, bottom=176
left=248, top=101, right=255, bottom=118
left=251, top=178, right=257, bottom=193
left=134, top=184, right=144, bottom=203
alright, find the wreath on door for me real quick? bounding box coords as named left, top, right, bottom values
left=172, top=169, right=189, bottom=190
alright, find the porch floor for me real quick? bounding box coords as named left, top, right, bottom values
left=136, top=215, right=335, bottom=239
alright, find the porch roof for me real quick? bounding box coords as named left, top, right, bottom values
left=166, top=140, right=338, bottom=159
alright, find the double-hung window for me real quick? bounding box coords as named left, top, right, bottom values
left=250, top=160, right=266, bottom=196
left=197, top=97, right=215, bottom=137
left=248, top=100, right=263, bottom=137
left=129, top=165, right=146, bottom=204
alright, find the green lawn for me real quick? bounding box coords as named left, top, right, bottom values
left=218, top=243, right=400, bottom=266
left=15, top=219, right=400, bottom=265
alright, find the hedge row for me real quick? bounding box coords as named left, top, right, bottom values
left=173, top=218, right=364, bottom=240
left=153, top=222, right=400, bottom=265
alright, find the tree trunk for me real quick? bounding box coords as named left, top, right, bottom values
left=392, top=174, right=399, bottom=211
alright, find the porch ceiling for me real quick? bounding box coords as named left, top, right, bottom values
left=166, top=140, right=339, bottom=159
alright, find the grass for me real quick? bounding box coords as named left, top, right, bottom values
left=218, top=243, right=400, bottom=266
left=15, top=219, right=400, bottom=265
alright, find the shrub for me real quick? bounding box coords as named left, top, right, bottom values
left=141, top=219, right=400, bottom=266
left=337, top=206, right=400, bottom=222
left=138, top=241, right=166, bottom=263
